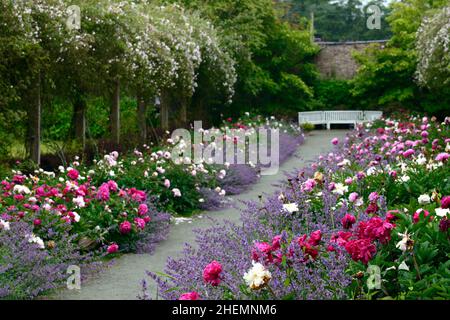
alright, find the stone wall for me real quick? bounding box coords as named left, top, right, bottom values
left=315, top=40, right=388, bottom=80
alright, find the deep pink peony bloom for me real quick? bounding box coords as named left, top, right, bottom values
left=341, top=214, right=356, bottom=229
left=107, top=243, right=119, bottom=254
left=331, top=138, right=339, bottom=145
left=345, top=239, right=376, bottom=265
left=252, top=242, right=273, bottom=262
left=441, top=196, right=450, bottom=209
left=119, top=221, right=132, bottom=234
left=33, top=219, right=41, bottom=226
left=67, top=169, right=79, bottom=180
left=128, top=188, right=147, bottom=203
left=138, top=204, right=149, bottom=216
left=97, top=183, right=110, bottom=201
left=358, top=217, right=394, bottom=244
left=179, top=292, right=200, bottom=300
left=271, top=235, right=282, bottom=251
left=402, top=149, right=415, bottom=158
left=107, top=180, right=118, bottom=192
left=203, top=261, right=222, bottom=286
left=435, top=153, right=449, bottom=162
left=308, top=230, right=322, bottom=246
left=365, top=202, right=379, bottom=215
left=297, top=234, right=319, bottom=260
left=134, top=217, right=146, bottom=230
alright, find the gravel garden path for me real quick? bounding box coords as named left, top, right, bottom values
left=53, top=129, right=349, bottom=300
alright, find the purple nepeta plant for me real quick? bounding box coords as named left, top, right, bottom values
left=0, top=221, right=101, bottom=300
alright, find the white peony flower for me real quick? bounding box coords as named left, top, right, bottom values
left=243, top=262, right=272, bottom=290
left=417, top=194, right=431, bottom=204
left=13, top=185, right=31, bottom=195
left=0, top=219, right=10, bottom=231
left=332, top=183, right=348, bottom=196
left=73, top=196, right=86, bottom=208
left=27, top=234, right=45, bottom=249
left=283, top=203, right=299, bottom=213
left=435, top=208, right=450, bottom=217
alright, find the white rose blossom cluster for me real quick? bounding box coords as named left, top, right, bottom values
left=415, top=7, right=450, bottom=90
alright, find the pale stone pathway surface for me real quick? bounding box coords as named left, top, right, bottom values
left=52, top=130, right=348, bottom=300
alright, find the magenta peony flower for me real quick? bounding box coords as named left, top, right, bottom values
left=202, top=261, right=222, bottom=286
left=345, top=239, right=376, bottom=265
left=441, top=196, right=450, bottom=209
left=67, top=169, right=79, bottom=180
left=179, top=292, right=200, bottom=300
left=97, top=183, right=110, bottom=201
left=119, top=221, right=132, bottom=234
left=308, top=230, right=322, bottom=246
left=331, top=138, right=339, bottom=145
left=402, top=149, right=415, bottom=158
left=435, top=153, right=449, bottom=162
left=365, top=202, right=379, bottom=215
left=252, top=242, right=273, bottom=262
left=134, top=217, right=146, bottom=230
left=107, top=243, right=119, bottom=254
left=33, top=219, right=41, bottom=226
left=341, top=214, right=356, bottom=229
left=138, top=204, right=149, bottom=216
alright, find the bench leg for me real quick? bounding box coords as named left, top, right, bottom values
left=327, top=122, right=331, bottom=130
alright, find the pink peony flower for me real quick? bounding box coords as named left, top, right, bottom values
left=107, top=180, right=118, bottom=191
left=179, top=292, right=200, bottom=300
left=33, top=219, right=41, bottom=226
left=349, top=192, right=359, bottom=203
left=413, top=209, right=432, bottom=224
left=341, top=214, right=356, bottom=229
left=331, top=138, right=339, bottom=145
left=172, top=188, right=182, bottom=197
left=435, top=153, right=449, bottom=162
left=119, top=221, right=132, bottom=234
left=97, top=183, right=110, bottom=201
left=203, top=261, right=222, bottom=286
left=134, top=217, right=146, bottom=230
left=164, top=179, right=171, bottom=188
left=107, top=243, right=119, bottom=254
left=138, top=204, right=148, bottom=216
left=67, top=169, right=79, bottom=180
left=402, top=149, right=415, bottom=158
left=368, top=192, right=379, bottom=202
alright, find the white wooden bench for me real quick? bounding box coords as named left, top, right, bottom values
left=298, top=110, right=382, bottom=130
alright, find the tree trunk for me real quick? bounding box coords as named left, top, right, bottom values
left=179, top=98, right=187, bottom=128
left=137, top=94, right=147, bottom=145
left=160, top=90, right=169, bottom=131
left=27, top=72, right=41, bottom=165
left=110, top=78, right=120, bottom=144
left=73, top=95, right=86, bottom=150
